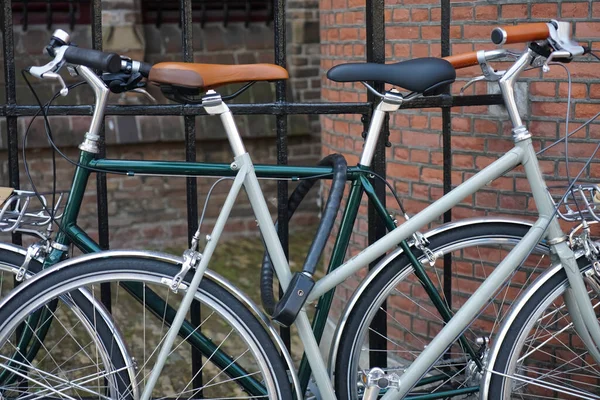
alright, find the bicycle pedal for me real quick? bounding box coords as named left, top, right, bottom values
left=272, top=272, right=315, bottom=327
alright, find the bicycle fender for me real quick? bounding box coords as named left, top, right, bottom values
left=0, top=248, right=302, bottom=400
left=326, top=217, right=537, bottom=377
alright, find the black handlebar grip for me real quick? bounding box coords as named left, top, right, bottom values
left=64, top=46, right=122, bottom=73
left=138, top=62, right=152, bottom=78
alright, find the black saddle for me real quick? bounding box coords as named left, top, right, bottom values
left=327, top=57, right=455, bottom=95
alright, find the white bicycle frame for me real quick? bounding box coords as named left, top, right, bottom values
left=67, top=48, right=600, bottom=400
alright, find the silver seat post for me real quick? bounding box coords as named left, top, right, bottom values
left=359, top=91, right=403, bottom=167
left=202, top=90, right=247, bottom=157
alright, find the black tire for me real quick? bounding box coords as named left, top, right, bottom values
left=0, top=245, right=134, bottom=399
left=486, top=259, right=596, bottom=399
left=334, top=222, right=548, bottom=399
left=0, top=256, right=293, bottom=399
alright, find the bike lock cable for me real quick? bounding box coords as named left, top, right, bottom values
left=260, top=154, right=347, bottom=321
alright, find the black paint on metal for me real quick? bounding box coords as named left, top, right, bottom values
left=0, top=95, right=505, bottom=118
left=274, top=0, right=291, bottom=353
left=91, top=0, right=112, bottom=313
left=366, top=0, right=388, bottom=370
left=179, top=0, right=203, bottom=393
left=441, top=0, right=453, bottom=312
left=2, top=1, right=22, bottom=247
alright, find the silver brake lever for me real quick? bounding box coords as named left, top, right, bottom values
left=28, top=46, right=70, bottom=96
left=132, top=88, right=157, bottom=103
left=459, top=50, right=506, bottom=95
left=542, top=50, right=573, bottom=73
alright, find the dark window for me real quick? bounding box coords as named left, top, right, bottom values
left=12, top=1, right=91, bottom=30
left=142, top=0, right=272, bottom=27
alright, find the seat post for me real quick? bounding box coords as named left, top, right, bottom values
left=359, top=91, right=403, bottom=167
left=202, top=90, right=247, bottom=157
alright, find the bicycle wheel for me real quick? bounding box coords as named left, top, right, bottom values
left=0, top=245, right=136, bottom=400
left=486, top=260, right=600, bottom=399
left=334, top=221, right=549, bottom=399
left=0, top=255, right=293, bottom=399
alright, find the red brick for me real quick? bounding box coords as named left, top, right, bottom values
left=591, top=84, right=600, bottom=99
left=339, top=28, right=358, bottom=41
left=558, top=83, right=587, bottom=99
left=532, top=101, right=569, bottom=117
left=474, top=119, right=499, bottom=134
left=421, top=168, right=444, bottom=184
left=476, top=191, right=498, bottom=208
left=392, top=9, right=410, bottom=22
left=451, top=117, right=471, bottom=132
left=452, top=154, right=474, bottom=168
left=387, top=26, right=420, bottom=40
left=393, top=43, right=410, bottom=57
left=451, top=136, right=484, bottom=151
left=463, top=25, right=493, bottom=40
left=576, top=103, right=600, bottom=119
left=530, top=82, right=556, bottom=97
left=402, top=131, right=441, bottom=148
left=452, top=6, right=473, bottom=21
left=411, top=115, right=429, bottom=129
left=475, top=5, right=498, bottom=20
left=531, top=3, right=557, bottom=19
left=411, top=8, right=430, bottom=22
left=576, top=22, right=600, bottom=39
left=594, top=2, right=600, bottom=18
left=331, top=0, right=346, bottom=9
left=430, top=7, right=441, bottom=21
left=411, top=149, right=429, bottom=163
left=529, top=121, right=558, bottom=138
left=502, top=4, right=529, bottom=19
left=388, top=162, right=421, bottom=180
left=421, top=26, right=442, bottom=40
left=411, top=43, right=430, bottom=58
left=561, top=2, right=589, bottom=19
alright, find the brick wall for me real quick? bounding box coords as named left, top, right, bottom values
left=320, top=1, right=600, bottom=318
left=0, top=0, right=323, bottom=250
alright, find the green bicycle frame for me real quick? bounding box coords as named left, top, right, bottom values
left=9, top=151, right=471, bottom=398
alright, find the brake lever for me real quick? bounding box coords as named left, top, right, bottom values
left=132, top=88, right=157, bottom=103
left=28, top=46, right=70, bottom=96
left=542, top=50, right=573, bottom=72
left=459, top=49, right=506, bottom=95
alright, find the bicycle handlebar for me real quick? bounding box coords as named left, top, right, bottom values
left=63, top=47, right=122, bottom=74
left=491, top=22, right=550, bottom=45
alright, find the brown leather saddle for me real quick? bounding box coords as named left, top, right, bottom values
left=148, top=62, right=289, bottom=91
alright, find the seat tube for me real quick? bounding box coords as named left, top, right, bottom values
left=359, top=92, right=402, bottom=167
left=202, top=90, right=247, bottom=157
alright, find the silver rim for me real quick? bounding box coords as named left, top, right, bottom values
left=498, top=266, right=600, bottom=399
left=0, top=268, right=281, bottom=399
left=344, top=234, right=550, bottom=399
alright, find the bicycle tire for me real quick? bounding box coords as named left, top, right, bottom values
left=0, top=245, right=135, bottom=399
left=486, top=259, right=599, bottom=399
left=334, top=221, right=549, bottom=399
left=0, top=255, right=293, bottom=399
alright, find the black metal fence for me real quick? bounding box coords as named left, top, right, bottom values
left=1, top=0, right=504, bottom=389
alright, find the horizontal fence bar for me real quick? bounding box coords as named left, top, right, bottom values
left=0, top=95, right=503, bottom=117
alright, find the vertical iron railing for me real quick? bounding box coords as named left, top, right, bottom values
left=273, top=0, right=292, bottom=351
left=1, top=0, right=506, bottom=393
left=366, top=0, right=389, bottom=370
